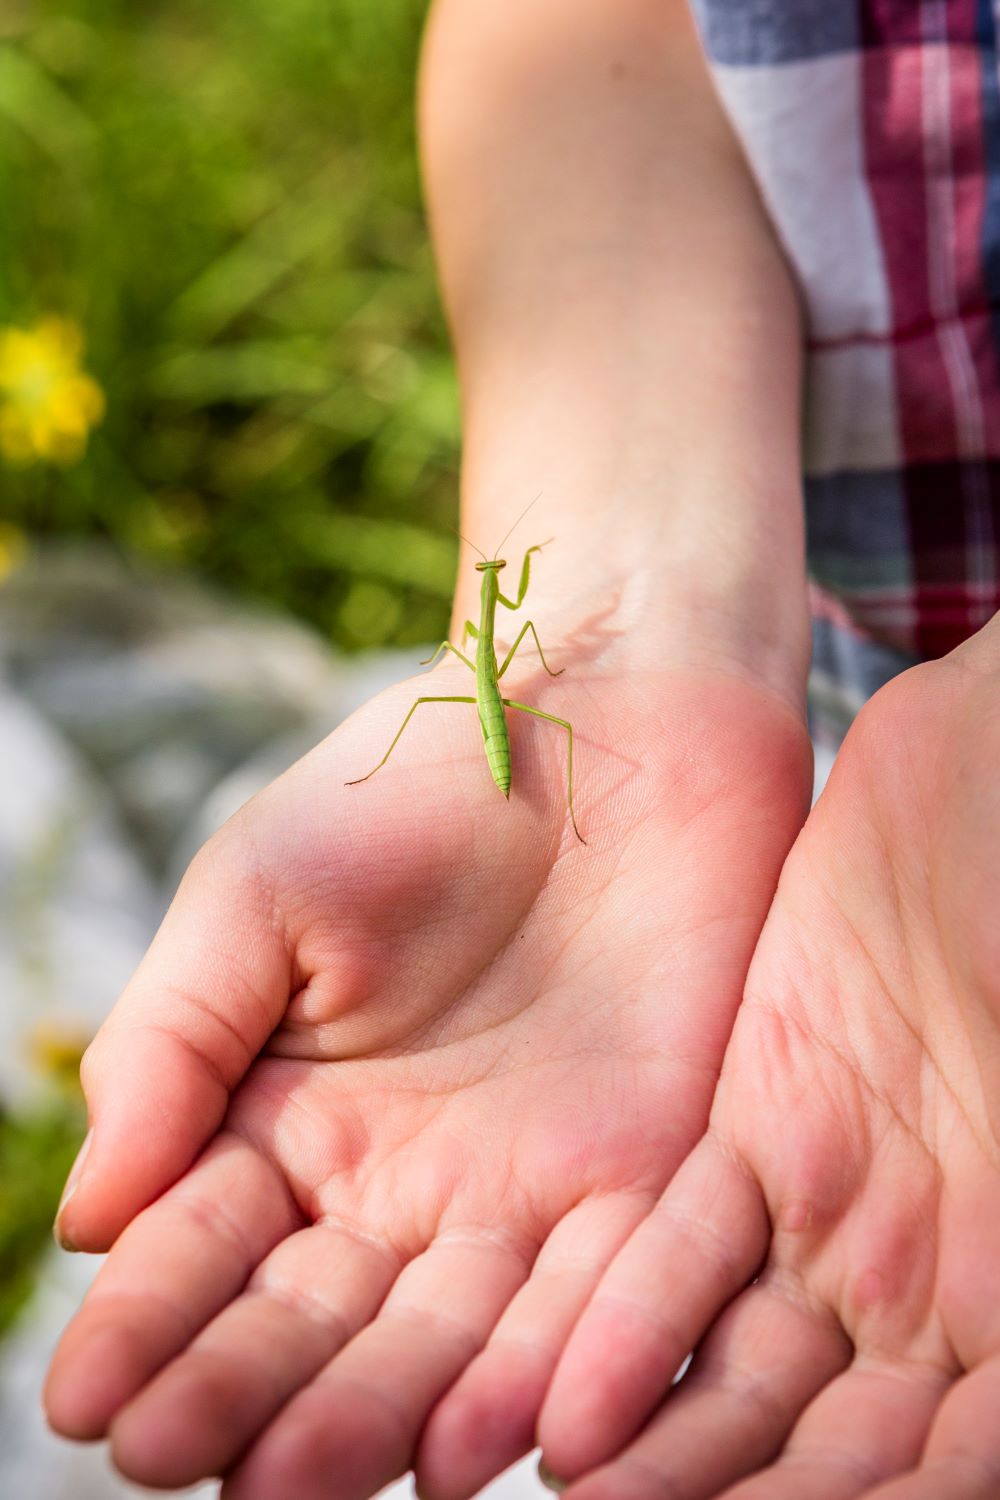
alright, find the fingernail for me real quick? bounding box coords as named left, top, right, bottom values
left=538, top=1460, right=567, bottom=1493
left=53, top=1128, right=92, bottom=1251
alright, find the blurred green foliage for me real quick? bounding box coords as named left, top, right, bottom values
left=0, top=0, right=460, bottom=650
left=0, top=1098, right=85, bottom=1337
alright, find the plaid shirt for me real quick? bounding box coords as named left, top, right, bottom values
left=692, top=0, right=1000, bottom=669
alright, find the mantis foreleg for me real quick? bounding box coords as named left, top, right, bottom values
left=503, top=698, right=585, bottom=843
left=345, top=696, right=476, bottom=785
left=497, top=620, right=563, bottom=680
left=497, top=542, right=552, bottom=611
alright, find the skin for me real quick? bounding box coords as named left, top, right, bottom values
left=43, top=654, right=810, bottom=1498
left=44, top=4, right=1000, bottom=1496
left=50, top=2, right=1000, bottom=1496
left=538, top=621, right=1000, bottom=1500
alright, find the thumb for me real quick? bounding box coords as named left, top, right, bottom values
left=55, top=833, right=293, bottom=1252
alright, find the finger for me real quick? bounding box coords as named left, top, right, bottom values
left=56, top=830, right=294, bottom=1253
left=417, top=1192, right=654, bottom=1500
left=44, top=1133, right=299, bottom=1440
left=861, top=1468, right=997, bottom=1500
left=713, top=1357, right=952, bottom=1500
left=857, top=1356, right=1000, bottom=1500
left=110, top=1219, right=401, bottom=1489
left=563, top=1275, right=851, bottom=1500
left=223, top=1224, right=536, bottom=1500
left=539, top=1134, right=769, bottom=1480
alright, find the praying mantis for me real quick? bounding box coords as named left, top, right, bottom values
left=346, top=517, right=584, bottom=843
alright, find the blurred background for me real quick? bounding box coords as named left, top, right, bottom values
left=0, top=1, right=498, bottom=1493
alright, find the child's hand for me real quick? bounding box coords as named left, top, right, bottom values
left=43, top=652, right=808, bottom=1500
left=540, top=628, right=1000, bottom=1500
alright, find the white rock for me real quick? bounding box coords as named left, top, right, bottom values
left=0, top=682, right=158, bottom=1110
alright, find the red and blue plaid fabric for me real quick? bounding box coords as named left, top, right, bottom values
left=691, top=0, right=1000, bottom=671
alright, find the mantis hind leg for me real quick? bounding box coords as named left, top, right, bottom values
left=345, top=696, right=476, bottom=785
left=503, top=698, right=585, bottom=844
left=497, top=620, right=563, bottom=680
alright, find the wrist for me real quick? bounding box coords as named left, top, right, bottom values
left=451, top=482, right=810, bottom=717
left=446, top=226, right=810, bottom=713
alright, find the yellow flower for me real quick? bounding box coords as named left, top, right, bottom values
left=0, top=316, right=105, bottom=467
left=27, top=1020, right=90, bottom=1096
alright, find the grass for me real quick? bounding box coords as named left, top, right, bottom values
left=0, top=0, right=458, bottom=651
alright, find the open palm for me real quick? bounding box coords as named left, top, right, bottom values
left=44, top=649, right=809, bottom=1500
left=541, top=643, right=1000, bottom=1500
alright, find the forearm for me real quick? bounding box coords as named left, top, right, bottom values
left=419, top=0, right=809, bottom=707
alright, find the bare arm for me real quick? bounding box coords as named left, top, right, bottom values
left=420, top=0, right=809, bottom=707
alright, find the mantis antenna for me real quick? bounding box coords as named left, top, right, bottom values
left=449, top=524, right=488, bottom=562
left=493, top=492, right=542, bottom=559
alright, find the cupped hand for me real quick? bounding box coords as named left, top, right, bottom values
left=540, top=631, right=1000, bottom=1500
left=44, top=637, right=809, bottom=1500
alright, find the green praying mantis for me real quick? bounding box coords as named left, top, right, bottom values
left=346, top=511, right=584, bottom=843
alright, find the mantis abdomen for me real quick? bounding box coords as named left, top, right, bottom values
left=478, top=681, right=512, bottom=798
